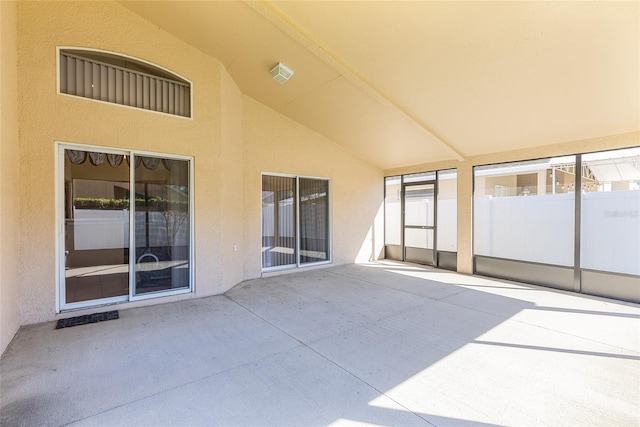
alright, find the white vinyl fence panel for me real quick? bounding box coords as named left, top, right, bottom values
left=581, top=190, right=640, bottom=275
left=475, top=190, right=639, bottom=275
left=474, top=193, right=575, bottom=266
left=385, top=199, right=457, bottom=251
left=437, top=199, right=457, bottom=251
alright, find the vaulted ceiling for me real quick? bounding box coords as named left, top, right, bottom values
left=120, top=1, right=639, bottom=170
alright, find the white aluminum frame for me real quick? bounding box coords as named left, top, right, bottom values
left=55, top=141, right=195, bottom=312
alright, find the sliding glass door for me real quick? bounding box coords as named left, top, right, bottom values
left=63, top=149, right=130, bottom=305
left=59, top=144, right=193, bottom=311
left=299, top=178, right=329, bottom=264
left=134, top=156, right=191, bottom=295
left=261, top=175, right=297, bottom=269
left=261, top=174, right=331, bottom=270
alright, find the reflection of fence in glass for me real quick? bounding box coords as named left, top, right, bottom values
left=73, top=209, right=189, bottom=250
left=474, top=191, right=639, bottom=275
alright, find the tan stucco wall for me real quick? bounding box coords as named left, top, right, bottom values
left=11, top=0, right=634, bottom=339
left=220, top=69, right=245, bottom=290
left=385, top=131, right=640, bottom=274
left=242, top=96, right=384, bottom=280
left=1, top=0, right=21, bottom=354
left=12, top=0, right=382, bottom=329
left=16, top=1, right=242, bottom=324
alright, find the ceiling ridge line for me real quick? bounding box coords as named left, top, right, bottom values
left=244, top=0, right=465, bottom=162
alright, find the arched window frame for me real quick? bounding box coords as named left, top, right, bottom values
left=57, top=47, right=192, bottom=119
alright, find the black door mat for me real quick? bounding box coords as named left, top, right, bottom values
left=56, top=311, right=119, bottom=329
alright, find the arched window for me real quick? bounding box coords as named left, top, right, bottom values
left=58, top=48, right=191, bottom=118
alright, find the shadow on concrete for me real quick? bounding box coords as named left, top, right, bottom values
left=2, top=262, right=638, bottom=426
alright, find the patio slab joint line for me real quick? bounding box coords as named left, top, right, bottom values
left=223, top=294, right=437, bottom=427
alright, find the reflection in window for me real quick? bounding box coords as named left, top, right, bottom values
left=261, top=175, right=296, bottom=268
left=64, top=150, right=130, bottom=304
left=62, top=148, right=192, bottom=307
left=134, top=156, right=190, bottom=294
left=300, top=178, right=330, bottom=264
left=581, top=148, right=640, bottom=275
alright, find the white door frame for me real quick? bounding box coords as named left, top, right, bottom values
left=55, top=142, right=194, bottom=312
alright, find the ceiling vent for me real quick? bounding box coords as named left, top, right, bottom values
left=270, top=62, right=294, bottom=83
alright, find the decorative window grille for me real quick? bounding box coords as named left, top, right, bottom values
left=59, top=49, right=191, bottom=118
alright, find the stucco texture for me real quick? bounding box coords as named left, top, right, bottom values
left=16, top=1, right=234, bottom=324
left=1, top=0, right=21, bottom=354
left=11, top=1, right=385, bottom=330
left=11, top=0, right=635, bottom=346
left=242, top=96, right=384, bottom=280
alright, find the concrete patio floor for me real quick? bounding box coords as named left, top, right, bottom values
left=1, top=261, right=639, bottom=426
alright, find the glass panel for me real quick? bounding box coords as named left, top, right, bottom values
left=405, top=228, right=435, bottom=264
left=262, top=175, right=296, bottom=268
left=581, top=148, right=640, bottom=275
left=437, top=169, right=457, bottom=252
left=404, top=228, right=434, bottom=250
left=64, top=149, right=129, bottom=304
left=300, top=178, right=329, bottom=264
left=384, top=176, right=402, bottom=245
left=474, top=157, right=575, bottom=266
left=405, top=184, right=434, bottom=227
left=134, top=156, right=190, bottom=295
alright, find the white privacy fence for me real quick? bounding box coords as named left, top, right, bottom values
left=384, top=199, right=457, bottom=251
left=475, top=190, right=639, bottom=275
left=437, top=200, right=457, bottom=251
left=474, top=194, right=575, bottom=266
left=581, top=190, right=640, bottom=275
